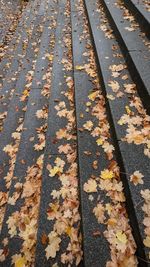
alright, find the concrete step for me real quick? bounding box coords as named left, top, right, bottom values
left=0, top=0, right=22, bottom=45
left=0, top=0, right=48, bottom=133
left=100, top=0, right=150, bottom=115
left=71, top=1, right=110, bottom=266
left=0, top=0, right=55, bottom=231
left=35, top=1, right=83, bottom=266
left=0, top=1, right=58, bottom=265
left=0, top=0, right=40, bottom=80
left=84, top=0, right=150, bottom=265
left=123, top=0, right=150, bottom=39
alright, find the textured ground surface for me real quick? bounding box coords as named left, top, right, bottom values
left=0, top=0, right=150, bottom=266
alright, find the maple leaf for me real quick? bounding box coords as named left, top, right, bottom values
left=47, top=202, right=59, bottom=220
left=56, top=128, right=67, bottom=139
left=55, top=157, right=65, bottom=168
left=8, top=192, right=20, bottom=205
left=36, top=108, right=48, bottom=119
left=48, top=166, right=62, bottom=177
left=91, top=127, right=101, bottom=137
left=51, top=190, right=60, bottom=199
left=126, top=130, right=145, bottom=145
left=93, top=203, right=106, bottom=223
left=88, top=91, right=99, bottom=101
left=96, top=138, right=103, bottom=146
left=22, top=181, right=35, bottom=198
left=57, top=109, right=67, bottom=117
left=143, top=236, right=150, bottom=248
left=58, top=144, right=72, bottom=154
left=141, top=189, right=150, bottom=202
left=124, top=83, right=136, bottom=93
left=45, top=231, right=61, bottom=259
left=34, top=140, right=45, bottom=151
left=100, top=169, right=114, bottom=180
left=64, top=209, right=72, bottom=218
left=11, top=132, right=21, bottom=140
left=108, top=80, right=120, bottom=92
left=83, top=179, right=97, bottom=193
left=130, top=171, right=144, bottom=185
left=3, top=144, right=14, bottom=155
left=109, top=64, right=125, bottom=72
left=14, top=256, right=26, bottom=267
left=83, top=121, right=93, bottom=131
left=116, top=231, right=127, bottom=244
left=102, top=142, right=114, bottom=155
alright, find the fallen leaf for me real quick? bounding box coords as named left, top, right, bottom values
left=83, top=179, right=97, bottom=193
left=45, top=231, right=61, bottom=259
left=100, top=169, right=114, bottom=180
left=130, top=171, right=144, bottom=185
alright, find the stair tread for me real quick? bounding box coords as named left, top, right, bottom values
left=101, top=0, right=150, bottom=113
left=123, top=0, right=150, bottom=39
left=0, top=0, right=40, bottom=80
left=0, top=0, right=56, bottom=243
left=0, top=0, right=150, bottom=266
left=0, top=0, right=49, bottom=123
left=129, top=0, right=150, bottom=21
left=35, top=2, right=83, bottom=266
left=71, top=2, right=111, bottom=266
left=84, top=0, right=150, bottom=264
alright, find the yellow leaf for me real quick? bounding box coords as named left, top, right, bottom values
left=86, top=101, right=92, bottom=107
left=15, top=256, right=26, bottom=267
left=46, top=54, right=54, bottom=61
left=88, top=91, right=98, bottom=101
left=51, top=203, right=59, bottom=213
left=49, top=166, right=62, bottom=177
left=143, top=236, right=150, bottom=248
left=96, top=138, right=103, bottom=146
left=100, top=169, right=114, bottom=180
left=66, top=226, right=72, bottom=237
left=125, top=105, right=132, bottom=115
left=75, top=65, right=85, bottom=70
left=22, top=89, right=29, bottom=97
left=118, top=118, right=124, bottom=125
left=116, top=231, right=127, bottom=244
